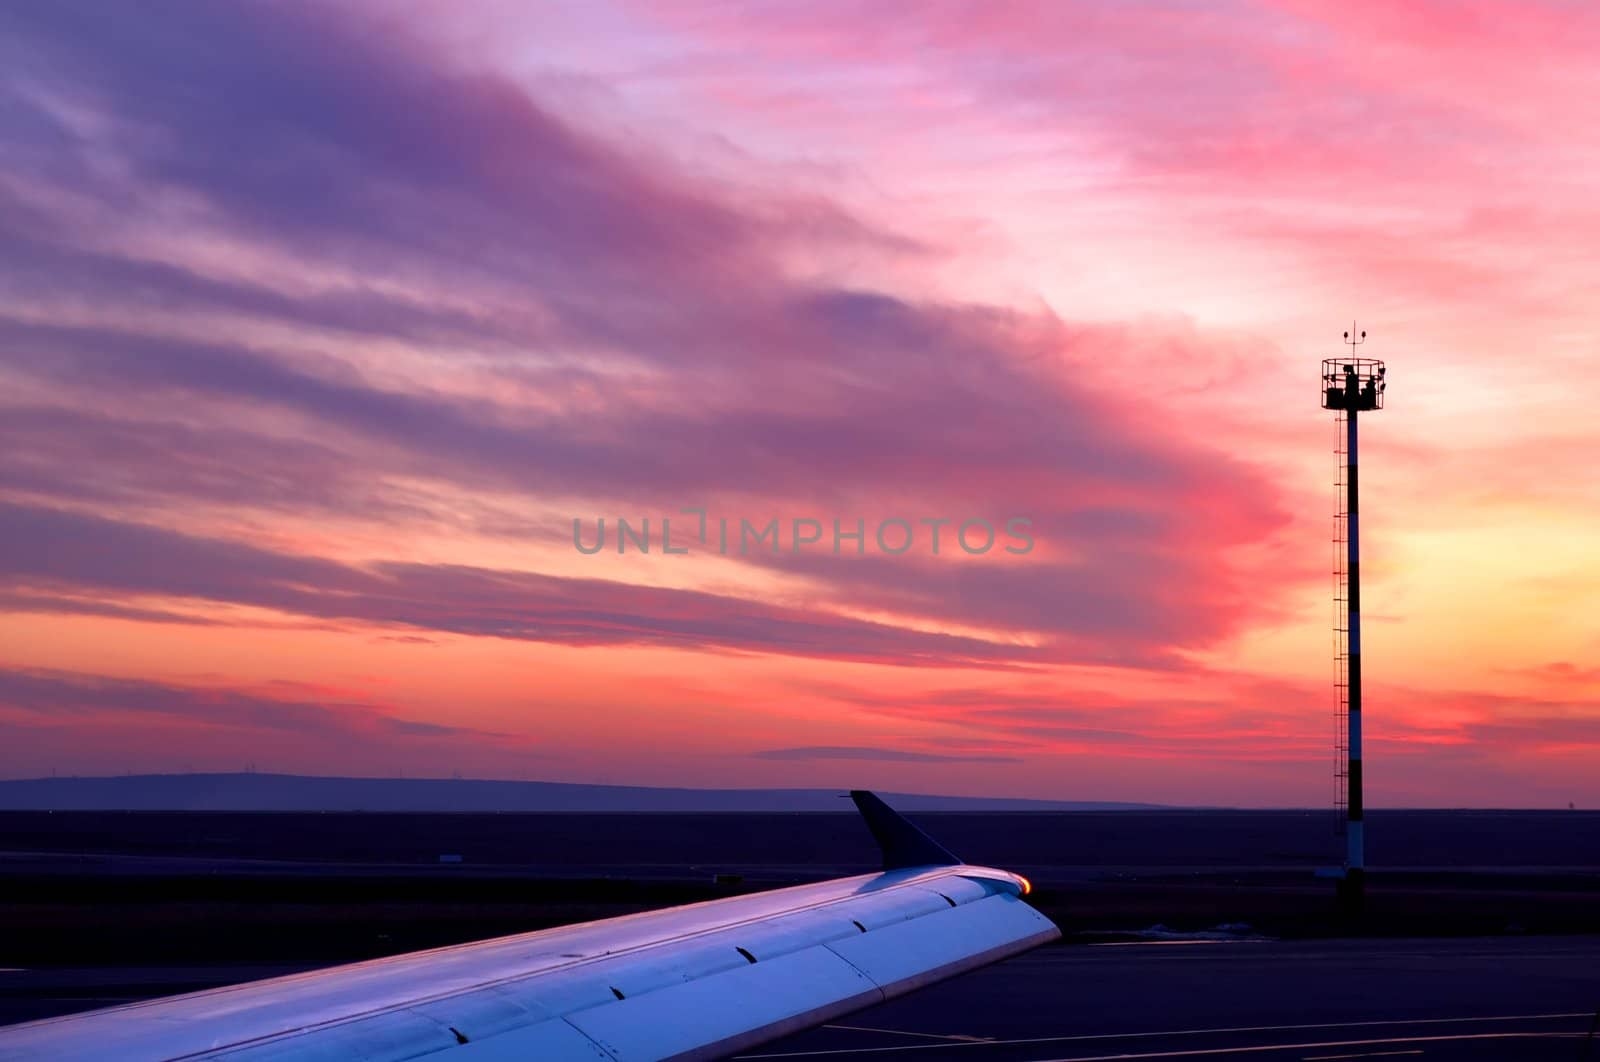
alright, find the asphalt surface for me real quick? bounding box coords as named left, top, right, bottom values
left=2, top=937, right=1597, bottom=1060
left=745, top=936, right=1600, bottom=1062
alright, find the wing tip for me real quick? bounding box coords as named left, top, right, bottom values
left=850, top=790, right=962, bottom=870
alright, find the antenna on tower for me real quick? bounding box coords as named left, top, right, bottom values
left=1343, top=322, right=1367, bottom=357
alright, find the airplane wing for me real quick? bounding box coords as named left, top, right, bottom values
left=0, top=791, right=1059, bottom=1061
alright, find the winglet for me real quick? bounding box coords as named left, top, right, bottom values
left=850, top=790, right=961, bottom=870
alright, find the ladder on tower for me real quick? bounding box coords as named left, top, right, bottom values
left=1331, top=411, right=1349, bottom=836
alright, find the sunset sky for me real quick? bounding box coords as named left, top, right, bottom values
left=2, top=1, right=1598, bottom=806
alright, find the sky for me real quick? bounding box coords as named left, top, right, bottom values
left=1, top=1, right=1598, bottom=806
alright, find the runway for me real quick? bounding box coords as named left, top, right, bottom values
left=2, top=937, right=1596, bottom=1059
left=745, top=936, right=1600, bottom=1061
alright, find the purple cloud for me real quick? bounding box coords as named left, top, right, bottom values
left=0, top=0, right=1300, bottom=679
left=751, top=746, right=1023, bottom=764
left=0, top=666, right=505, bottom=742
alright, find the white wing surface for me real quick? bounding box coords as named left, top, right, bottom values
left=0, top=792, right=1059, bottom=1061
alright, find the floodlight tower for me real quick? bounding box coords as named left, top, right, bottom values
left=1321, top=327, right=1385, bottom=911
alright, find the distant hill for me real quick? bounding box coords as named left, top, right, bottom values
left=0, top=773, right=1160, bottom=812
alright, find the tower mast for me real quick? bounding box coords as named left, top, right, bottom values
left=1321, top=331, right=1385, bottom=912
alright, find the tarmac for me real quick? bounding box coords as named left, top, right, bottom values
left=2, top=936, right=1597, bottom=1060
left=745, top=936, right=1600, bottom=1061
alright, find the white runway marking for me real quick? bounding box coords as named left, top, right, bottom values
left=1086, top=940, right=1269, bottom=947
left=738, top=1011, right=1590, bottom=1058
left=1029, top=1031, right=1581, bottom=1061
left=824, top=1025, right=992, bottom=1043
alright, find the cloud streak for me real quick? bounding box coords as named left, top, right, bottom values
left=751, top=746, right=1022, bottom=764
